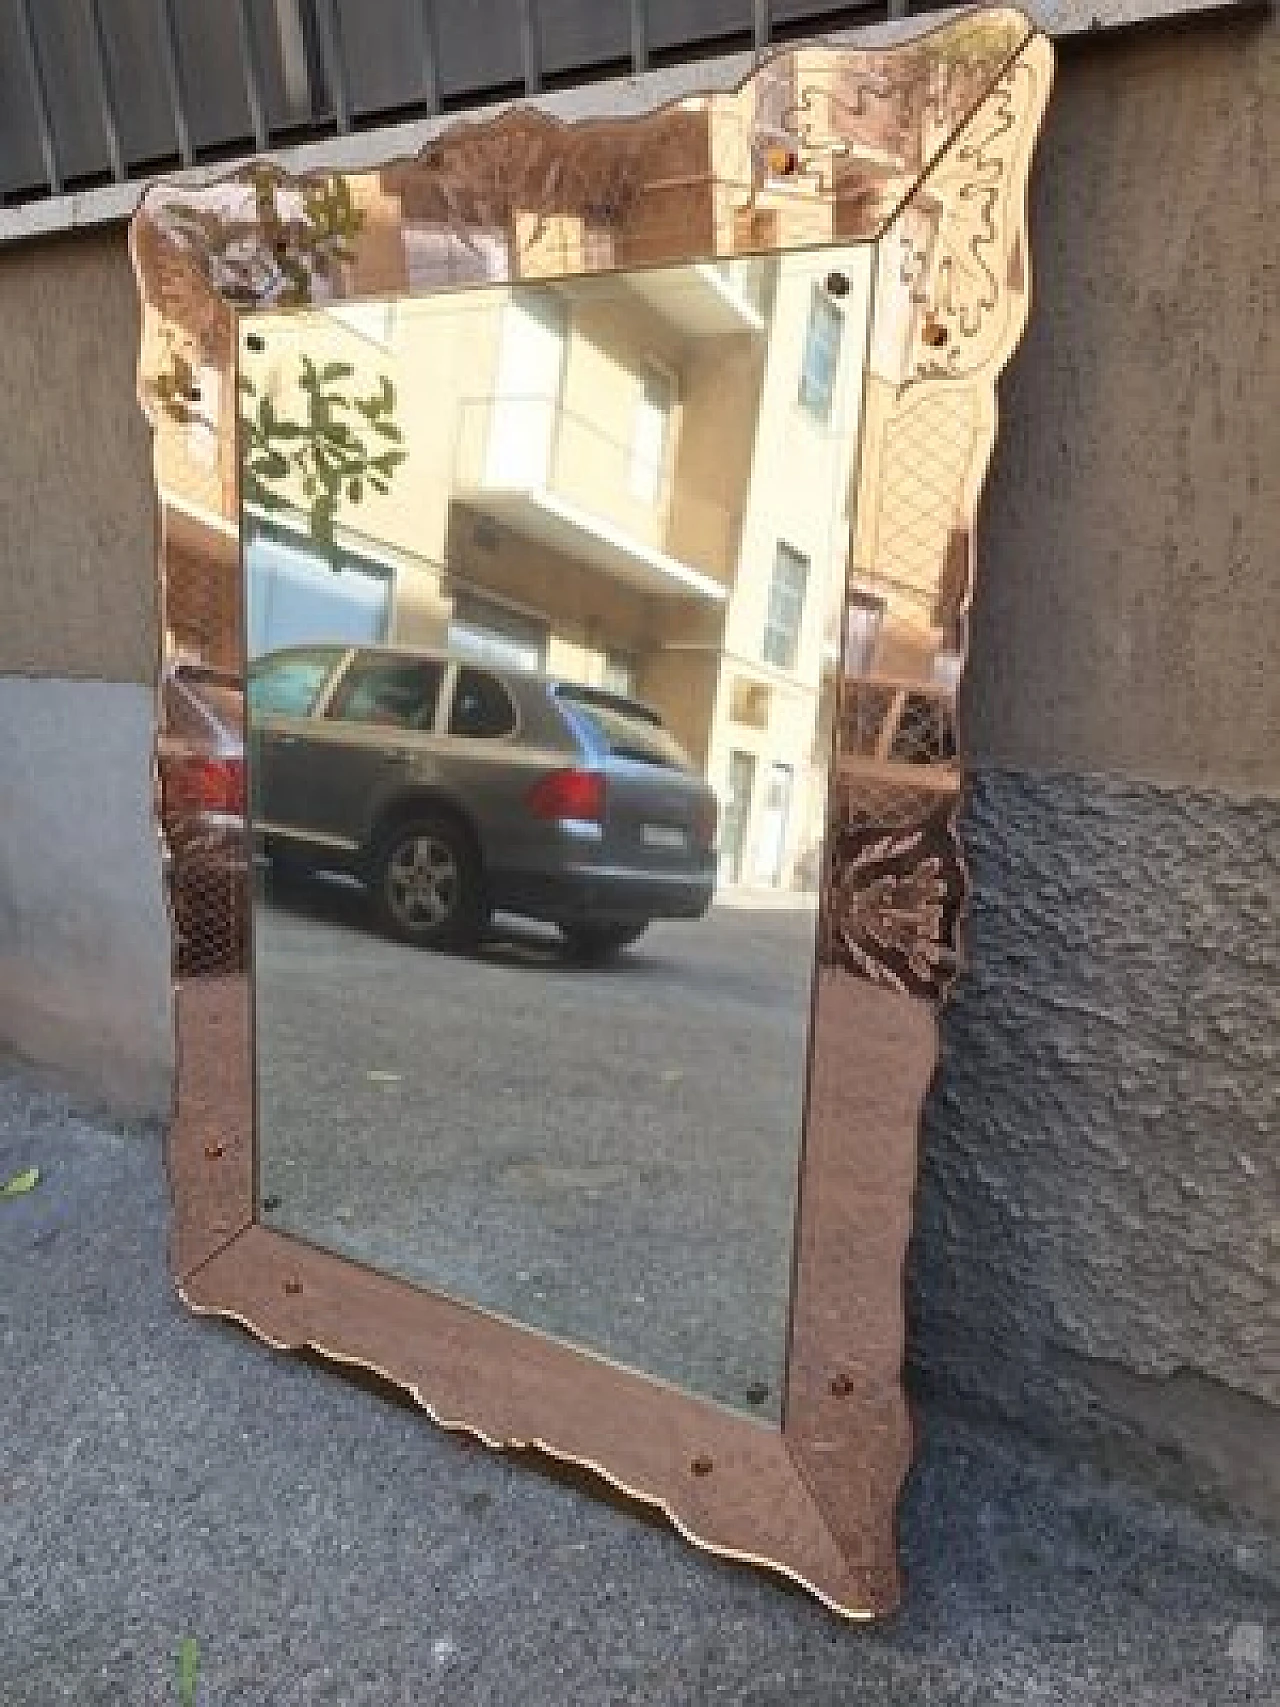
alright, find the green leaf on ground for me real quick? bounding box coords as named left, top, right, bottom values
left=0, top=1167, right=39, bottom=1198
left=176, top=1636, right=200, bottom=1706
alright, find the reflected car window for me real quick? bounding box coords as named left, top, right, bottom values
left=165, top=672, right=243, bottom=739
left=448, top=667, right=516, bottom=739
left=180, top=673, right=242, bottom=729
left=247, top=650, right=342, bottom=718
left=329, top=657, right=445, bottom=730
left=164, top=680, right=211, bottom=741
left=556, top=688, right=691, bottom=770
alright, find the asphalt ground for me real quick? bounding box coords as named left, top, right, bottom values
left=254, top=879, right=819, bottom=1419
left=3, top=1068, right=1278, bottom=1705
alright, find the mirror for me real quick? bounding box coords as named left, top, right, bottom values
left=242, top=249, right=871, bottom=1418
left=136, top=11, right=1052, bottom=1618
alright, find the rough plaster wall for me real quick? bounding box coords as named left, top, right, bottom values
left=0, top=230, right=157, bottom=683
left=0, top=678, right=172, bottom=1118
left=915, top=769, right=1279, bottom=1520
left=967, top=11, right=1280, bottom=793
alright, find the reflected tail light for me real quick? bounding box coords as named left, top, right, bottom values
left=525, top=769, right=606, bottom=825
left=169, top=756, right=245, bottom=818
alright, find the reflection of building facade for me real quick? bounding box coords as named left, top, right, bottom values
left=234, top=246, right=867, bottom=894
left=141, top=38, right=993, bottom=890
left=141, top=35, right=1001, bottom=893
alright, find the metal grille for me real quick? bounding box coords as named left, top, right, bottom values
left=0, top=0, right=898, bottom=206
left=839, top=680, right=956, bottom=765
left=833, top=678, right=959, bottom=831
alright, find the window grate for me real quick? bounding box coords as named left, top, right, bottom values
left=2, top=0, right=919, bottom=210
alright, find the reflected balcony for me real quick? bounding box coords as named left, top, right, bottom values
left=622, top=258, right=773, bottom=339
left=451, top=396, right=736, bottom=607
left=833, top=675, right=960, bottom=830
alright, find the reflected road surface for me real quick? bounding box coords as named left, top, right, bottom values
left=255, top=874, right=818, bottom=1418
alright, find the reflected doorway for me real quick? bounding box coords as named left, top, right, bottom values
left=721, top=749, right=757, bottom=884
left=752, top=761, right=794, bottom=887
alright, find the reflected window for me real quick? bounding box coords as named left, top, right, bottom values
left=246, top=531, right=391, bottom=660
left=555, top=686, right=690, bottom=770
left=629, top=363, right=675, bottom=503
left=246, top=648, right=343, bottom=717
left=486, top=292, right=567, bottom=490
left=328, top=656, right=444, bottom=730
left=844, top=682, right=896, bottom=756
left=798, top=288, right=843, bottom=422
left=602, top=651, right=637, bottom=697
left=845, top=591, right=886, bottom=676
left=762, top=543, right=810, bottom=670
left=448, top=667, right=516, bottom=739
left=448, top=593, right=547, bottom=672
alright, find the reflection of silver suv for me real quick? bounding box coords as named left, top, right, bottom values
left=248, top=645, right=719, bottom=958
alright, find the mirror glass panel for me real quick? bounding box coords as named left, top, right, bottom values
left=242, top=245, right=874, bottom=1417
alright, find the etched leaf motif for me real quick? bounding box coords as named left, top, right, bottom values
left=821, top=817, right=965, bottom=1002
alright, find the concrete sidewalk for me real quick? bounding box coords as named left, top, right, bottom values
left=1, top=1065, right=1276, bottom=1706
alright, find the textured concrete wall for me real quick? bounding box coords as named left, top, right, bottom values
left=0, top=678, right=172, bottom=1118
left=966, top=9, right=1280, bottom=793
left=0, top=233, right=172, bottom=1113
left=916, top=9, right=1280, bottom=1518
left=0, top=12, right=1275, bottom=1518
left=0, top=230, right=158, bottom=683
left=914, top=769, right=1279, bottom=1521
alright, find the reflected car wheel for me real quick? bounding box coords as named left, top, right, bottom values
left=558, top=922, right=649, bottom=963
left=372, top=816, right=485, bottom=950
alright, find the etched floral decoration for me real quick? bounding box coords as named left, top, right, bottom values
left=152, top=164, right=366, bottom=308
left=820, top=815, right=966, bottom=1002
left=386, top=108, right=648, bottom=240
